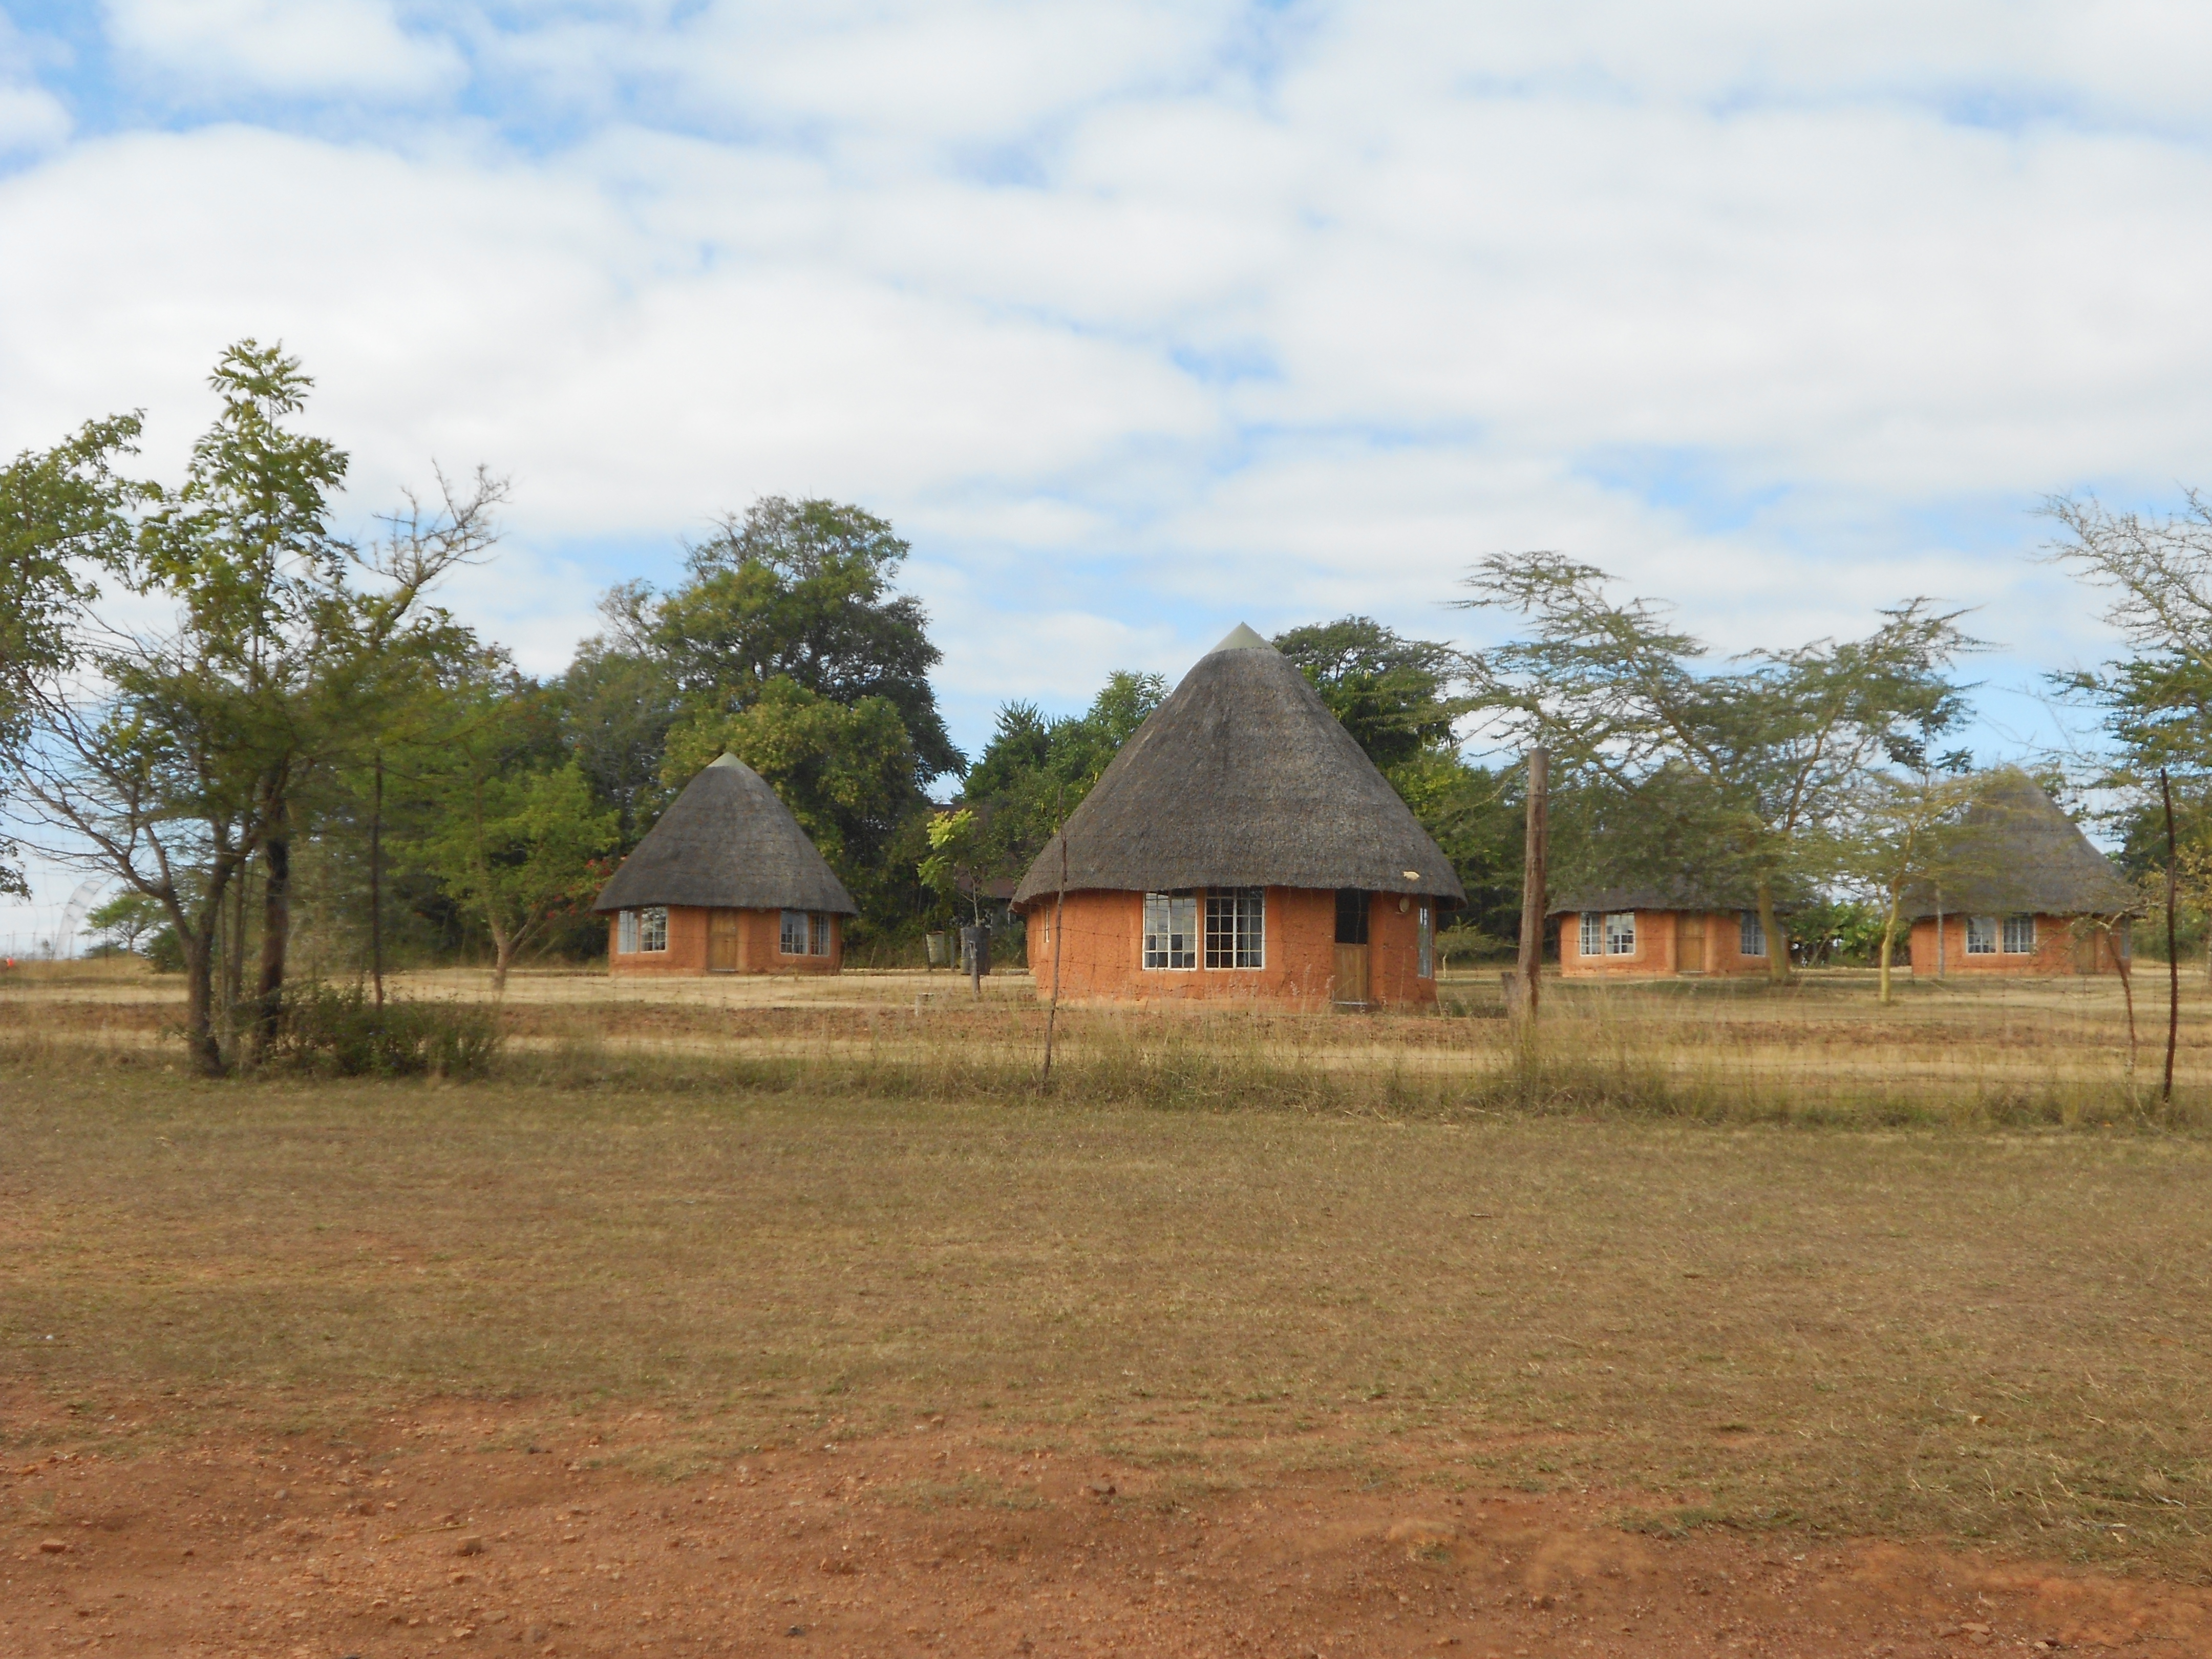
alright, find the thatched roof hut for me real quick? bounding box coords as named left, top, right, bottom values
left=1012, top=624, right=1465, bottom=905
left=593, top=755, right=857, bottom=917
left=1906, top=768, right=2134, bottom=919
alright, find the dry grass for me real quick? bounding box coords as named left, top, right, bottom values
left=5, top=967, right=2212, bottom=1580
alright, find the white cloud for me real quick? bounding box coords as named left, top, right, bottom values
left=7, top=2, right=2212, bottom=750
left=103, top=0, right=465, bottom=98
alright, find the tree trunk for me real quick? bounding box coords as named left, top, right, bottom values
left=176, top=884, right=228, bottom=1078
left=1756, top=878, right=1789, bottom=984
left=1876, top=890, right=1902, bottom=1005
left=489, top=918, right=515, bottom=994
left=249, top=822, right=291, bottom=1062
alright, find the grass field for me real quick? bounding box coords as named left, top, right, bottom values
left=5, top=960, right=2211, bottom=1598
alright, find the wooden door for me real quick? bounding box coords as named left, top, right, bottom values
left=708, top=909, right=742, bottom=972
left=1676, top=913, right=1706, bottom=974
left=1333, top=944, right=1370, bottom=1006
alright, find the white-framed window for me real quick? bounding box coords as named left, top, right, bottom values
left=780, top=910, right=807, bottom=954
left=618, top=909, right=637, bottom=953
left=1579, top=912, right=1602, bottom=957
left=1143, top=892, right=1198, bottom=969
left=1739, top=909, right=1765, bottom=958
left=1605, top=911, right=1636, bottom=956
left=625, top=906, right=666, bottom=953
left=810, top=913, right=832, bottom=956
left=1966, top=915, right=1997, bottom=955
left=1417, top=904, right=1434, bottom=980
left=2002, top=913, right=2035, bottom=954
left=1205, top=888, right=1265, bottom=968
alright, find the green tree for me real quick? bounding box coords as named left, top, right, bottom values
left=0, top=414, right=149, bottom=896
left=414, top=678, right=618, bottom=992
left=6, top=342, right=495, bottom=1073
left=1460, top=554, right=1973, bottom=981
left=1273, top=616, right=1465, bottom=772
left=648, top=497, right=958, bottom=782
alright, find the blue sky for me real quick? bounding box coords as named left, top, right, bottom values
left=5, top=2, right=2212, bottom=902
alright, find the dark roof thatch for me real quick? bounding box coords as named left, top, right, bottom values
left=1548, top=881, right=1771, bottom=917
left=1011, top=624, right=1466, bottom=906
left=592, top=755, right=858, bottom=916
left=1904, top=768, right=2135, bottom=919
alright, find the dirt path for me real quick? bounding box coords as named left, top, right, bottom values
left=5, top=1400, right=2204, bottom=1657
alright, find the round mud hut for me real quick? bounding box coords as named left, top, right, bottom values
left=1906, top=768, right=2137, bottom=976
left=1012, top=624, right=1465, bottom=1009
left=593, top=754, right=858, bottom=976
left=1550, top=882, right=1783, bottom=978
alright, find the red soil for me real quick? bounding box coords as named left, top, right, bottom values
left=5, top=1400, right=2204, bottom=1658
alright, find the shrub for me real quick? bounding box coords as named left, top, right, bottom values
left=267, top=982, right=502, bottom=1078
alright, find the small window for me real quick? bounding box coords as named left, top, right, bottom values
left=1205, top=887, right=1265, bottom=968
left=1143, top=892, right=1198, bottom=969
left=1739, top=909, right=1765, bottom=958
left=780, top=910, right=806, bottom=954
left=1334, top=889, right=1370, bottom=946
left=635, top=906, right=667, bottom=953
left=1579, top=912, right=1602, bottom=957
left=1605, top=912, right=1636, bottom=956
left=1417, top=904, right=1434, bottom=980
left=1967, top=915, right=1997, bottom=955
left=618, top=909, right=639, bottom=953
left=810, top=913, right=832, bottom=956
left=2002, top=913, right=2035, bottom=954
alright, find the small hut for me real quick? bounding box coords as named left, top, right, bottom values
left=592, top=754, right=858, bottom=975
left=1012, top=624, right=1465, bottom=1009
left=1907, top=769, right=2135, bottom=976
left=1550, top=882, right=1781, bottom=978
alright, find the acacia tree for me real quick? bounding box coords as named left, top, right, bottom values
left=1459, top=554, right=1973, bottom=981
left=6, top=342, right=498, bottom=1073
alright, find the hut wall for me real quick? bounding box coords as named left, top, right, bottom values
left=606, top=906, right=842, bottom=976
left=1558, top=910, right=1773, bottom=978
left=1906, top=914, right=2122, bottom=976
left=1027, top=887, right=1437, bottom=1009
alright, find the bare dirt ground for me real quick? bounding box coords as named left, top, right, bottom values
left=8, top=965, right=2212, bottom=1655
left=8, top=1396, right=2207, bottom=1659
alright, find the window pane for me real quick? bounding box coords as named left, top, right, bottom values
left=1417, top=905, right=1434, bottom=979
left=1966, top=916, right=1996, bottom=954
left=619, top=910, right=638, bottom=954
left=1580, top=912, right=1601, bottom=957
left=811, top=913, right=831, bottom=956
left=1206, top=888, right=1264, bottom=968
left=640, top=907, right=667, bottom=952
left=1605, top=912, right=1635, bottom=955
left=2003, top=913, right=2034, bottom=954
left=1144, top=894, right=1196, bottom=969
left=780, top=910, right=805, bottom=954
left=1739, top=910, right=1764, bottom=958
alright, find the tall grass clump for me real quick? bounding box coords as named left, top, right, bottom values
left=266, top=981, right=503, bottom=1078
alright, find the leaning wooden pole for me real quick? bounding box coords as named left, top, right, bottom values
left=2163, top=767, right=2180, bottom=1105
left=1516, top=745, right=1549, bottom=1021
left=1041, top=786, right=1068, bottom=1089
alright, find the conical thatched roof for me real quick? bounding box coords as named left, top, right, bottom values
left=1905, top=768, right=2135, bottom=919
left=1011, top=624, right=1466, bottom=906
left=592, top=755, right=858, bottom=915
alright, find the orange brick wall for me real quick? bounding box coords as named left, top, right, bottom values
left=1023, top=887, right=1439, bottom=1009
left=1906, top=914, right=2124, bottom=976
left=606, top=905, right=842, bottom=976
left=1557, top=909, right=1775, bottom=978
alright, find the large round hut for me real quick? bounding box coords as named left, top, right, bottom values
left=593, top=754, right=858, bottom=976
left=1907, top=769, right=2136, bottom=976
left=1012, top=624, right=1465, bottom=1008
